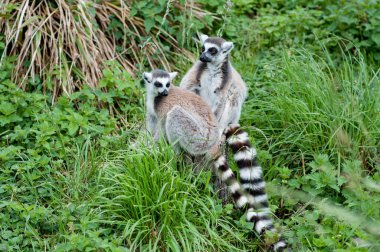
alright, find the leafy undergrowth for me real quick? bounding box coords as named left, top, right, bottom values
left=0, top=58, right=143, bottom=250
left=0, top=56, right=258, bottom=251
left=239, top=49, right=380, bottom=250
left=1, top=45, right=380, bottom=251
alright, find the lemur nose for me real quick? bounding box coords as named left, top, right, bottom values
left=160, top=90, right=168, bottom=96
left=200, top=53, right=211, bottom=62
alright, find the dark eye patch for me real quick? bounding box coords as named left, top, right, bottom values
left=208, top=47, right=218, bottom=55
left=166, top=83, right=170, bottom=88
left=201, top=45, right=205, bottom=52
left=154, top=81, right=162, bottom=87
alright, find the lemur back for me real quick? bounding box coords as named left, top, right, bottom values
left=154, top=85, right=219, bottom=155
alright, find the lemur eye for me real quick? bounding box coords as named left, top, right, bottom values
left=209, top=47, right=218, bottom=55
left=154, top=81, right=162, bottom=87
left=166, top=83, right=170, bottom=88
left=201, top=45, right=205, bottom=52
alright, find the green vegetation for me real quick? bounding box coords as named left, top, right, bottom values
left=241, top=49, right=380, bottom=250
left=1, top=0, right=379, bottom=251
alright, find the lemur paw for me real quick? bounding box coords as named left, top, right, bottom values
left=223, top=123, right=241, bottom=135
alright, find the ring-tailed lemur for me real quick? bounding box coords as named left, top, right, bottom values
left=180, top=35, right=287, bottom=250
left=180, top=34, right=248, bottom=133
left=143, top=69, right=287, bottom=251
left=143, top=69, right=249, bottom=209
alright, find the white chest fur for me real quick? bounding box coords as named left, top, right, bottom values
left=199, top=67, right=223, bottom=113
left=146, top=94, right=156, bottom=117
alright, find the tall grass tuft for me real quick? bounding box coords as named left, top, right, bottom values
left=0, top=0, right=210, bottom=97
left=242, top=49, right=380, bottom=172
left=93, top=140, right=253, bottom=251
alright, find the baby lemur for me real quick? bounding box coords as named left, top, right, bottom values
left=143, top=69, right=287, bottom=251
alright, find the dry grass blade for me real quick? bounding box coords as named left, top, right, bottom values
left=0, top=0, right=212, bottom=99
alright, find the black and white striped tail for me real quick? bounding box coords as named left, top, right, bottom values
left=213, top=154, right=249, bottom=209
left=224, top=124, right=288, bottom=252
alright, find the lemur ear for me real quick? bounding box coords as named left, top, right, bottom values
left=221, top=41, right=234, bottom=53
left=199, top=34, right=209, bottom=44
left=169, top=72, right=178, bottom=81
left=142, top=72, right=153, bottom=83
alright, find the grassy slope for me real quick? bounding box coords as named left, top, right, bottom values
left=2, top=47, right=379, bottom=252
left=1, top=36, right=380, bottom=252
left=237, top=47, right=380, bottom=251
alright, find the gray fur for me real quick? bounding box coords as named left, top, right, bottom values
left=166, top=106, right=218, bottom=155
left=143, top=69, right=220, bottom=156
left=205, top=37, right=225, bottom=47
left=152, top=69, right=170, bottom=78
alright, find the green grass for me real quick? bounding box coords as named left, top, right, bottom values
left=241, top=49, right=380, bottom=170
left=237, top=48, right=380, bottom=250
left=2, top=1, right=380, bottom=251
left=48, top=140, right=257, bottom=251
left=1, top=46, right=380, bottom=251
left=92, top=140, right=255, bottom=251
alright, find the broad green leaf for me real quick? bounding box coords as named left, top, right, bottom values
left=0, top=101, right=16, bottom=115
left=144, top=19, right=155, bottom=33
left=371, top=33, right=380, bottom=46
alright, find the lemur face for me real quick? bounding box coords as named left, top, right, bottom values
left=199, top=35, right=234, bottom=64
left=143, top=70, right=178, bottom=97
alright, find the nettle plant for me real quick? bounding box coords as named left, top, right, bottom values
left=0, top=57, right=145, bottom=250
left=0, top=58, right=139, bottom=186
left=204, top=0, right=380, bottom=60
